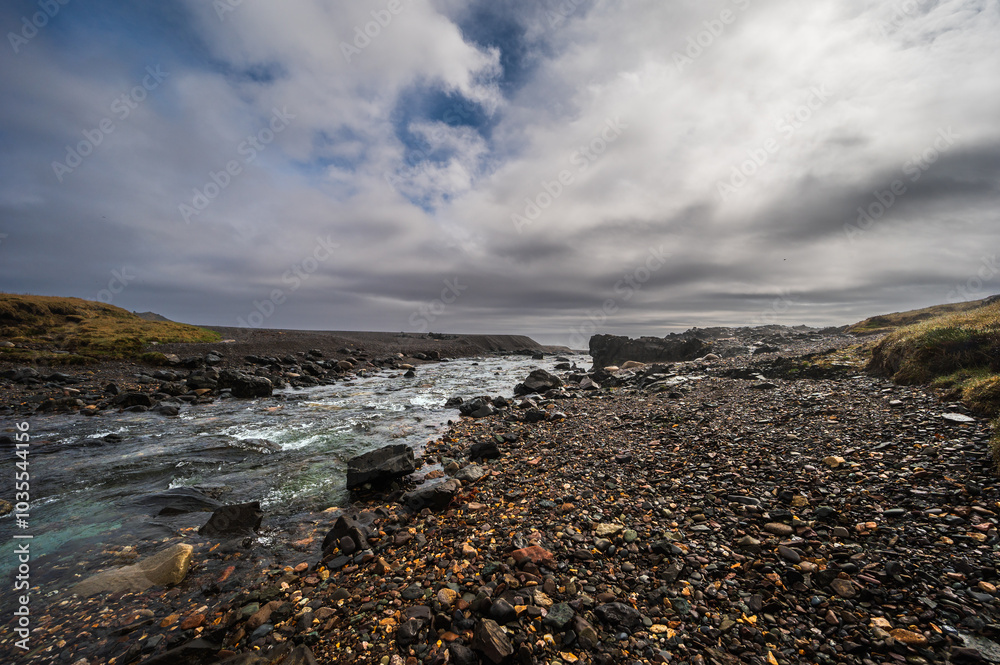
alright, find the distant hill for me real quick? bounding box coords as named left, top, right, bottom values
left=134, top=311, right=173, bottom=323
left=848, top=295, right=1000, bottom=335
left=0, top=294, right=219, bottom=362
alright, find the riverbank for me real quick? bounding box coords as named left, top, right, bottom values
left=0, top=326, right=552, bottom=417
left=5, top=339, right=999, bottom=665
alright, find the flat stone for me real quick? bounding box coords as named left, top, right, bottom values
left=595, top=523, right=624, bottom=537
left=72, top=544, right=193, bottom=597
left=829, top=578, right=856, bottom=598
left=764, top=522, right=794, bottom=537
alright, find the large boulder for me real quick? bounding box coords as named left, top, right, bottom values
left=346, top=444, right=415, bottom=489
left=218, top=370, right=273, bottom=398
left=71, top=543, right=193, bottom=597
left=513, top=369, right=563, bottom=396
left=198, top=501, right=263, bottom=537
left=589, top=334, right=712, bottom=369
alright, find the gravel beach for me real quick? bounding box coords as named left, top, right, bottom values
left=5, top=336, right=999, bottom=665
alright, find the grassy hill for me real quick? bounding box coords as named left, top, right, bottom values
left=0, top=294, right=219, bottom=364
left=848, top=295, right=1000, bottom=335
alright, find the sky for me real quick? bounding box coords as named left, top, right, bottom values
left=1, top=0, right=998, bottom=346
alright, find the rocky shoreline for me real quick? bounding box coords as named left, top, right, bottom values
left=0, top=328, right=551, bottom=417
left=4, top=334, right=1000, bottom=665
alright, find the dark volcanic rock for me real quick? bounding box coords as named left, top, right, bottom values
left=346, top=444, right=416, bottom=489
left=401, top=479, right=461, bottom=512
left=589, top=334, right=712, bottom=368
left=218, top=370, right=273, bottom=398
left=473, top=618, right=514, bottom=664
left=198, top=501, right=263, bottom=536
left=513, top=369, right=564, bottom=396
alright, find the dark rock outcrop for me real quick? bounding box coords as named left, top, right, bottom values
left=346, top=444, right=415, bottom=489
left=589, top=334, right=712, bottom=368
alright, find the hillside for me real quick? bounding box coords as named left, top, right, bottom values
left=848, top=294, right=1000, bottom=335
left=0, top=294, right=220, bottom=363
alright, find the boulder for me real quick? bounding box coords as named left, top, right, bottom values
left=459, top=397, right=496, bottom=418
left=589, top=334, right=712, bottom=368
left=402, top=479, right=461, bottom=512
left=453, top=464, right=486, bottom=483
left=218, top=370, right=272, bottom=398
left=469, top=440, right=500, bottom=461
left=198, top=501, right=263, bottom=536
left=346, top=444, right=415, bottom=489
left=513, top=369, right=563, bottom=396
left=71, top=543, right=193, bottom=597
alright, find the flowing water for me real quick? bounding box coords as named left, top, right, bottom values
left=0, top=355, right=582, bottom=590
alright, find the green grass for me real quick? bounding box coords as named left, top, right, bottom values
left=848, top=295, right=999, bottom=335
left=0, top=294, right=219, bottom=361
left=866, top=300, right=1000, bottom=472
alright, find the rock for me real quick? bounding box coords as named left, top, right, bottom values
left=890, top=628, right=928, bottom=646
left=595, top=523, right=624, bottom=537
left=469, top=440, right=500, bottom=461
left=589, top=334, right=712, bottom=368
left=72, top=544, right=193, bottom=596
left=942, top=413, right=976, bottom=424
left=321, top=516, right=369, bottom=556
left=489, top=598, right=518, bottom=624
left=472, top=619, right=514, bottom=664
left=829, top=578, right=856, bottom=598
left=198, top=501, right=263, bottom=537
left=543, top=603, right=575, bottom=630
left=117, top=392, right=155, bottom=408
left=764, top=522, right=793, bottom=537
left=621, top=361, right=645, bottom=369
left=402, top=479, right=461, bottom=512
left=217, top=370, right=273, bottom=398
left=594, top=602, right=643, bottom=628
left=513, top=369, right=563, bottom=396
left=0, top=499, right=11, bottom=517
left=459, top=398, right=496, bottom=419
left=453, top=464, right=486, bottom=483
left=449, top=644, right=478, bottom=665
left=511, top=546, right=557, bottom=569
left=444, top=396, right=464, bottom=408
left=153, top=403, right=181, bottom=416
left=346, top=444, right=415, bottom=489
left=823, top=455, right=846, bottom=468
left=777, top=545, right=801, bottom=563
